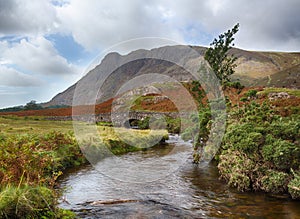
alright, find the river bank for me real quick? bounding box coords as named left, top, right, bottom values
left=0, top=116, right=168, bottom=218
left=58, top=136, right=300, bottom=218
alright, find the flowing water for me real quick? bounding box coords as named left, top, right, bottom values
left=59, top=135, right=300, bottom=218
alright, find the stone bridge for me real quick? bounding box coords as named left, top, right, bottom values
left=49, top=111, right=192, bottom=127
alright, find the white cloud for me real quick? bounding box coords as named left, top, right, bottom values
left=56, top=0, right=185, bottom=50
left=54, top=0, right=300, bottom=52
left=0, top=65, right=43, bottom=87
left=1, top=0, right=300, bottom=52
left=0, top=0, right=59, bottom=36
left=3, top=36, right=79, bottom=75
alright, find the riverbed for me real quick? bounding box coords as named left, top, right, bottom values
left=59, top=135, right=300, bottom=218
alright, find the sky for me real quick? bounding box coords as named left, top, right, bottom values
left=0, top=0, right=300, bottom=108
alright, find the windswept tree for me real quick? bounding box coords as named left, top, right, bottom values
left=204, top=23, right=239, bottom=84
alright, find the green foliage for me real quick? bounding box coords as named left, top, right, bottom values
left=137, top=117, right=150, bottom=129
left=204, top=23, right=239, bottom=84
left=218, top=150, right=255, bottom=191
left=223, top=81, right=244, bottom=89
left=267, top=119, right=300, bottom=141
left=0, top=132, right=86, bottom=186
left=288, top=170, right=300, bottom=199
left=0, top=105, right=24, bottom=112
left=245, top=89, right=258, bottom=98
left=0, top=185, right=75, bottom=219
left=198, top=108, right=212, bottom=140
left=24, top=100, right=43, bottom=111
left=262, top=136, right=299, bottom=170
left=261, top=170, right=289, bottom=193
left=240, top=97, right=248, bottom=102
left=164, top=117, right=180, bottom=133
left=191, top=80, right=205, bottom=106
left=96, top=121, right=113, bottom=127
left=219, top=100, right=300, bottom=198
left=223, top=123, right=263, bottom=154
left=230, top=101, right=279, bottom=124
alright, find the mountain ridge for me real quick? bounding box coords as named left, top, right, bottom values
left=44, top=45, right=300, bottom=107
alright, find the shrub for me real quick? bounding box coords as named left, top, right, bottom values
left=137, top=117, right=150, bottom=129
left=218, top=100, right=300, bottom=198
left=0, top=132, right=85, bottom=186
left=240, top=97, right=248, bottom=102
left=262, top=137, right=299, bottom=170
left=260, top=170, right=290, bottom=193
left=288, top=171, right=300, bottom=199
left=218, top=150, right=255, bottom=191
left=223, top=123, right=263, bottom=154
left=224, top=81, right=244, bottom=89
left=245, top=89, right=258, bottom=98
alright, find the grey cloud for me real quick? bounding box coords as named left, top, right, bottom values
left=55, top=0, right=300, bottom=52
left=1, top=0, right=299, bottom=51
left=0, top=0, right=58, bottom=35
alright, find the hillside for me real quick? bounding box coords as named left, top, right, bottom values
left=42, top=45, right=300, bottom=107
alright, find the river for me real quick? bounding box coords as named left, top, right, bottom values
left=59, top=135, right=300, bottom=218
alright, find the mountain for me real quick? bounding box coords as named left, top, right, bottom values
left=44, top=45, right=300, bottom=107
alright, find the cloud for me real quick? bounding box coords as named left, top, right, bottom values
left=3, top=36, right=80, bottom=75
left=0, top=65, right=43, bottom=87
left=54, top=0, right=300, bottom=52
left=56, top=0, right=185, bottom=50
left=194, top=0, right=300, bottom=51
left=0, top=0, right=59, bottom=36
left=1, top=0, right=300, bottom=52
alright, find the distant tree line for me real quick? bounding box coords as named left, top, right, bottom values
left=0, top=100, right=68, bottom=112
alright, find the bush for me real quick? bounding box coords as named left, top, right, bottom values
left=0, top=132, right=85, bottom=186
left=224, top=81, right=244, bottom=89
left=218, top=150, right=255, bottom=191
left=245, top=89, right=257, bottom=98
left=260, top=170, right=290, bottom=193
left=223, top=123, right=263, bottom=154
left=262, top=136, right=299, bottom=170
left=137, top=117, right=150, bottom=129
left=218, top=101, right=300, bottom=198
left=288, top=171, right=300, bottom=199
left=267, top=120, right=300, bottom=141
left=240, top=97, right=248, bottom=102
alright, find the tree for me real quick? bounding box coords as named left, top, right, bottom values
left=204, top=23, right=239, bottom=84
left=24, top=100, right=42, bottom=110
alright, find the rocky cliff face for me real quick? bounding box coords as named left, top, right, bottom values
left=44, top=45, right=300, bottom=107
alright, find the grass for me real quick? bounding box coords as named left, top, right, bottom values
left=0, top=116, right=73, bottom=136
left=0, top=185, right=75, bottom=219
left=0, top=131, right=84, bottom=218
left=0, top=116, right=169, bottom=217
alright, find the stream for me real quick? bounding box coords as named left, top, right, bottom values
left=59, top=135, right=300, bottom=218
